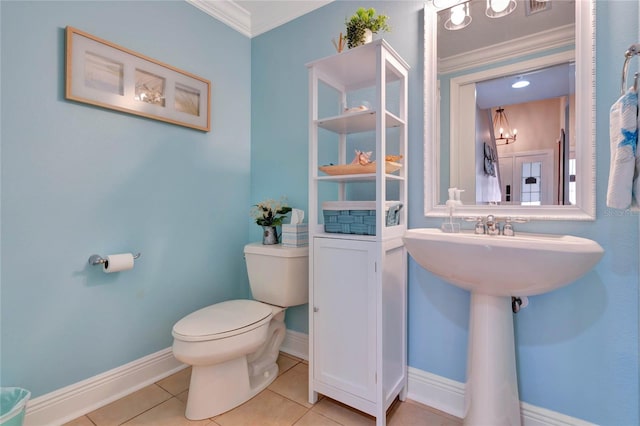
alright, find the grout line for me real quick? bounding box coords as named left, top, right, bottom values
left=112, top=385, right=174, bottom=426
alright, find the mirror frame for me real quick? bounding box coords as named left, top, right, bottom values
left=423, top=0, right=596, bottom=220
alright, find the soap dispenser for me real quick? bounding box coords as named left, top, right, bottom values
left=442, top=188, right=461, bottom=233
left=454, top=188, right=465, bottom=206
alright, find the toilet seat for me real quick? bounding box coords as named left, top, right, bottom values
left=172, top=299, right=272, bottom=342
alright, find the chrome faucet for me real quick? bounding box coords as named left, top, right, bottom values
left=473, top=217, right=485, bottom=234
left=485, top=215, right=500, bottom=235
left=502, top=218, right=515, bottom=236
left=467, top=215, right=527, bottom=235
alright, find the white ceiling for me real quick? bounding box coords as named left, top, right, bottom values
left=186, top=0, right=333, bottom=38
left=476, top=62, right=575, bottom=109
left=437, top=0, right=574, bottom=58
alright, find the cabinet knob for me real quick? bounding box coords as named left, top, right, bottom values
left=313, top=306, right=319, bottom=312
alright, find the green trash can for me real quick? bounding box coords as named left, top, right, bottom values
left=0, top=388, right=30, bottom=426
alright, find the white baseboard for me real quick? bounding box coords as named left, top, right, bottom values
left=278, top=333, right=595, bottom=426
left=406, top=366, right=465, bottom=418
left=24, top=348, right=185, bottom=426
left=280, top=329, right=309, bottom=360
left=406, top=367, right=596, bottom=426
left=23, top=331, right=593, bottom=426
left=23, top=329, right=309, bottom=426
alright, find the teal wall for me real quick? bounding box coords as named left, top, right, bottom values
left=250, top=1, right=639, bottom=425
left=250, top=1, right=424, bottom=334
left=1, top=1, right=252, bottom=397
left=1, top=1, right=638, bottom=425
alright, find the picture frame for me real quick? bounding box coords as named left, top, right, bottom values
left=65, top=26, right=211, bottom=132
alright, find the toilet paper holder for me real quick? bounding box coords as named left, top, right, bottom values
left=88, top=252, right=141, bottom=266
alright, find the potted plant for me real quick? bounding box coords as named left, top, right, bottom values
left=345, top=7, right=390, bottom=49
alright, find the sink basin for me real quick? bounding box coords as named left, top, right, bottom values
left=403, top=228, right=604, bottom=296
left=403, top=228, right=604, bottom=426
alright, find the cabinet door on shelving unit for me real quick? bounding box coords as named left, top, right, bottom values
left=312, top=237, right=377, bottom=401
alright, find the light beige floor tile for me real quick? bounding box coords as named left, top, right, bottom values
left=310, top=397, right=375, bottom=426
left=62, top=416, right=96, bottom=426
left=122, top=397, right=212, bottom=425
left=294, top=410, right=341, bottom=426
left=269, top=362, right=312, bottom=408
left=157, top=367, right=191, bottom=395
left=87, top=384, right=172, bottom=426
left=214, top=389, right=308, bottom=426
left=176, top=389, right=189, bottom=404
left=388, top=400, right=462, bottom=426
left=277, top=353, right=299, bottom=376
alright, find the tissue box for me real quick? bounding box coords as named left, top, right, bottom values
left=322, top=201, right=402, bottom=235
left=281, top=224, right=308, bottom=247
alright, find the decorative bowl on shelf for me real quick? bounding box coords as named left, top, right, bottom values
left=343, top=101, right=370, bottom=114
left=318, top=161, right=402, bottom=175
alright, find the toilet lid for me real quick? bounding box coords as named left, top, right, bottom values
left=172, top=299, right=272, bottom=342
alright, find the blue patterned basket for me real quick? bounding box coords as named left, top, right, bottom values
left=322, top=201, right=403, bottom=235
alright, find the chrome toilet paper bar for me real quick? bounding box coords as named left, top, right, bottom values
left=88, top=252, right=141, bottom=266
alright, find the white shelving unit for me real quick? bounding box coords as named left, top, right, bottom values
left=306, top=40, right=409, bottom=426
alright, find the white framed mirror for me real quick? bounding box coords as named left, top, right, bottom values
left=424, top=0, right=595, bottom=220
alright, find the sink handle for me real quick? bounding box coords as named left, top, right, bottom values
left=503, top=218, right=515, bottom=236
left=464, top=216, right=486, bottom=234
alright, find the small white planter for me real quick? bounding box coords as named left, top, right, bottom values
left=363, top=29, right=373, bottom=44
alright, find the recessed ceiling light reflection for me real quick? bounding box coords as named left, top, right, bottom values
left=512, top=79, right=530, bottom=89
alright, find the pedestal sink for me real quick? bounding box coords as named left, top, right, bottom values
left=403, top=228, right=604, bottom=426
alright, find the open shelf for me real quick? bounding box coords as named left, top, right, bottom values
left=316, top=110, right=404, bottom=134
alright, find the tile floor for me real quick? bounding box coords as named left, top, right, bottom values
left=64, top=353, right=462, bottom=426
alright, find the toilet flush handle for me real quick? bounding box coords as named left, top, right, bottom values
left=313, top=306, right=319, bottom=312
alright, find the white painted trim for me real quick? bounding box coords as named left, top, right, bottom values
left=185, top=0, right=252, bottom=37
left=425, top=1, right=596, bottom=221
left=266, top=330, right=597, bottom=426
left=406, top=367, right=465, bottom=418
left=280, top=329, right=309, bottom=361
left=24, top=348, right=185, bottom=426
left=21, top=331, right=593, bottom=426
left=520, top=401, right=597, bottom=426
left=22, top=329, right=308, bottom=425
left=438, top=24, right=575, bottom=74
left=406, top=367, right=597, bottom=426
left=185, top=0, right=333, bottom=38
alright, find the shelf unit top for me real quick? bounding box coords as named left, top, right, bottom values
left=306, top=39, right=410, bottom=91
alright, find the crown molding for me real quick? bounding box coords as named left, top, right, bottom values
left=439, top=23, right=575, bottom=74
left=186, top=0, right=333, bottom=38
left=186, top=0, right=252, bottom=37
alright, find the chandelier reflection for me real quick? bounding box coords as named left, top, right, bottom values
left=493, top=107, right=517, bottom=145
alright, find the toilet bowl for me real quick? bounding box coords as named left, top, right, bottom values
left=172, top=243, right=308, bottom=420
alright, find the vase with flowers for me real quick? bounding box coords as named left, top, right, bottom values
left=251, top=198, right=292, bottom=245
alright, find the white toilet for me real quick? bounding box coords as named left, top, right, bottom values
left=171, top=243, right=308, bottom=420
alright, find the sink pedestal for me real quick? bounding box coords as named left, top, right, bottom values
left=402, top=228, right=604, bottom=425
left=465, top=294, right=521, bottom=426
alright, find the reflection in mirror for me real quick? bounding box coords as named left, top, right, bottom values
left=423, top=0, right=595, bottom=220
left=449, top=61, right=576, bottom=206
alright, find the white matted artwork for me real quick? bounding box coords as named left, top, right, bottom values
left=65, top=26, right=211, bottom=132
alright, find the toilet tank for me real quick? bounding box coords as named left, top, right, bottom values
left=244, top=243, right=309, bottom=307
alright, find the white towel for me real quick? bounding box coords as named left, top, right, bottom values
left=606, top=87, right=638, bottom=209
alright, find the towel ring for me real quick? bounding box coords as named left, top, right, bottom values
left=621, top=43, right=640, bottom=95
